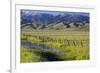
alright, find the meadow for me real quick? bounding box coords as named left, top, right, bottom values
left=21, top=29, right=89, bottom=63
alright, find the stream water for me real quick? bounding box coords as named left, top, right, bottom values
left=21, top=42, right=64, bottom=54
left=21, top=42, right=65, bottom=61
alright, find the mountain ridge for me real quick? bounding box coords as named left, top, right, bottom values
left=21, top=10, right=89, bottom=30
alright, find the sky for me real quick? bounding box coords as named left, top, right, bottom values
left=21, top=9, right=89, bottom=17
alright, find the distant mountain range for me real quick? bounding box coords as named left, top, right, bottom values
left=21, top=10, right=89, bottom=30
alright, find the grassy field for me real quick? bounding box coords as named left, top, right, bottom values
left=21, top=29, right=89, bottom=63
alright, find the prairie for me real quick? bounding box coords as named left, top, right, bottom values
left=21, top=29, right=89, bottom=63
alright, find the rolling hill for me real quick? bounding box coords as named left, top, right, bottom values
left=21, top=10, right=90, bottom=30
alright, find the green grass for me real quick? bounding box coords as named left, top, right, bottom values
left=21, top=29, right=89, bottom=63
left=21, top=46, right=41, bottom=63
